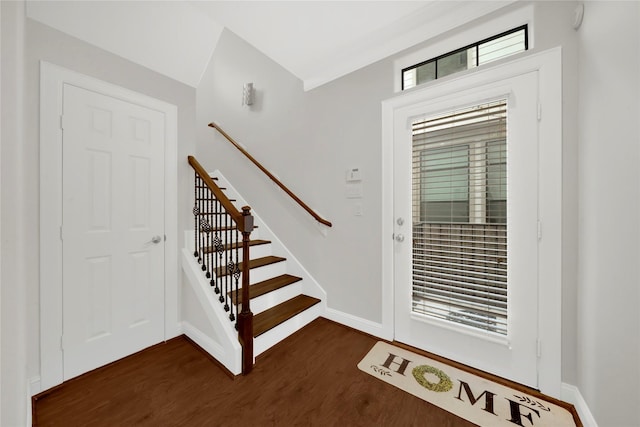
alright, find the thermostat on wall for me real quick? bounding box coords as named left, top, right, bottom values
left=346, top=168, right=362, bottom=182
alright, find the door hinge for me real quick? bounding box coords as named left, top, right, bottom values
left=60, top=335, right=64, bottom=351
left=60, top=115, right=65, bottom=130
left=537, top=102, right=542, bottom=122
left=536, top=338, right=542, bottom=358
left=60, top=226, right=64, bottom=241
left=537, top=220, right=542, bottom=241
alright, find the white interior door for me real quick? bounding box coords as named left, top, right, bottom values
left=62, top=84, right=165, bottom=380
left=393, top=71, right=540, bottom=388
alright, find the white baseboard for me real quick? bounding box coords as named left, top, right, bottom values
left=27, top=395, right=32, bottom=427
left=324, top=308, right=393, bottom=341
left=26, top=376, right=41, bottom=427
left=561, top=383, right=598, bottom=427
left=28, top=376, right=42, bottom=397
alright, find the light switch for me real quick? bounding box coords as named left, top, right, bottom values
left=346, top=183, right=363, bottom=199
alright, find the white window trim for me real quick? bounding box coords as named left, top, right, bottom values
left=393, top=3, right=535, bottom=93
left=39, top=62, right=180, bottom=391
left=382, top=47, right=563, bottom=397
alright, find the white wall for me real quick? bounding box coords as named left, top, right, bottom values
left=1, top=2, right=28, bottom=425
left=577, top=2, right=640, bottom=425
left=1, top=2, right=3, bottom=423
left=21, top=14, right=196, bottom=400
left=533, top=0, right=581, bottom=390
left=196, top=28, right=388, bottom=326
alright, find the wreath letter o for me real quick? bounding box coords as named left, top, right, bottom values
left=412, top=365, right=453, bottom=393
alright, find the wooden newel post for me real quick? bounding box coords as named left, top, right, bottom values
left=238, top=206, right=254, bottom=374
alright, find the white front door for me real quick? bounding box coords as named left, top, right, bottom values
left=393, top=71, right=540, bottom=388
left=62, top=84, right=165, bottom=380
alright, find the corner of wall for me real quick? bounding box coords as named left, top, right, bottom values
left=1, top=1, right=28, bottom=426
left=561, top=383, right=599, bottom=427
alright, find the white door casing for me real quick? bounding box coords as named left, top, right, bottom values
left=381, top=48, right=562, bottom=397
left=393, top=72, right=539, bottom=388
left=61, top=84, right=165, bottom=380
left=40, top=62, right=180, bottom=391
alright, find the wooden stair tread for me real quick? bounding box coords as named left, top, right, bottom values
left=205, top=224, right=257, bottom=232
left=224, top=239, right=270, bottom=251
left=253, top=295, right=321, bottom=337
left=216, top=256, right=285, bottom=276
left=196, top=185, right=226, bottom=190
left=203, top=239, right=270, bottom=254
left=196, top=198, right=237, bottom=202
left=229, top=274, right=302, bottom=305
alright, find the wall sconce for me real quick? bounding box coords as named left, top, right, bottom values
left=242, top=83, right=254, bottom=106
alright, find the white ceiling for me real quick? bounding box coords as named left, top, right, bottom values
left=191, top=1, right=517, bottom=90
left=26, top=1, right=516, bottom=90
left=26, top=1, right=224, bottom=87
left=190, top=1, right=430, bottom=89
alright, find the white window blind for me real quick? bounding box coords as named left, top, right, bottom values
left=412, top=100, right=508, bottom=335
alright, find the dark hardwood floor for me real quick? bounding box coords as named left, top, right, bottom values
left=32, top=318, right=498, bottom=426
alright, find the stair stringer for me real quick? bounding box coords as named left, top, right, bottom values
left=181, top=247, right=242, bottom=375
left=210, top=169, right=328, bottom=309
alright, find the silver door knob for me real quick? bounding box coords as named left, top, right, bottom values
left=150, top=235, right=162, bottom=244
left=395, top=233, right=405, bottom=242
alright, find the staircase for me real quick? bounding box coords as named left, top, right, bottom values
left=182, top=158, right=325, bottom=375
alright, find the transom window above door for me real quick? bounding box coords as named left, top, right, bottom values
left=402, top=26, right=528, bottom=90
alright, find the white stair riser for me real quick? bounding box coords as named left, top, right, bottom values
left=201, top=244, right=272, bottom=266
left=228, top=244, right=272, bottom=260
left=246, top=244, right=271, bottom=259
left=214, top=261, right=287, bottom=286
left=240, top=281, right=303, bottom=315
left=247, top=262, right=286, bottom=284
left=254, top=303, right=322, bottom=357
left=195, top=232, right=244, bottom=247
left=185, top=229, right=264, bottom=252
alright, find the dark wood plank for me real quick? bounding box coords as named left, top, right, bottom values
left=223, top=239, right=270, bottom=251
left=205, top=224, right=258, bottom=234
left=202, top=239, right=270, bottom=254
left=196, top=185, right=225, bottom=189
left=33, top=318, right=479, bottom=427
left=216, top=255, right=284, bottom=277
left=196, top=198, right=236, bottom=202
left=229, top=274, right=302, bottom=305
left=252, top=295, right=320, bottom=337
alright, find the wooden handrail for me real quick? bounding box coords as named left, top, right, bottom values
left=208, top=122, right=333, bottom=227
left=188, top=156, right=245, bottom=229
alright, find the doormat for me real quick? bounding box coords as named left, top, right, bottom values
left=358, top=341, right=579, bottom=427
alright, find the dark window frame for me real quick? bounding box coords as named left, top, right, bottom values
left=401, top=25, right=528, bottom=90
